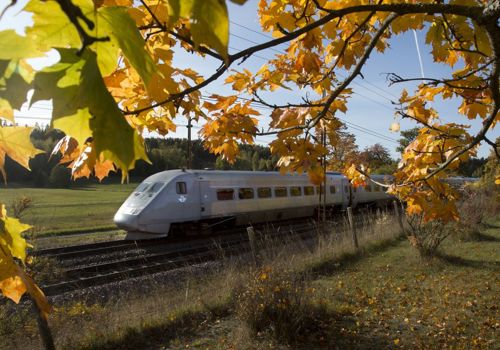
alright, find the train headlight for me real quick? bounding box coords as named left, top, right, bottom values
left=123, top=207, right=142, bottom=215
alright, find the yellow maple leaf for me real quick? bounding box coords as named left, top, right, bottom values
left=0, top=99, right=14, bottom=122
left=0, top=126, right=44, bottom=183
left=345, top=164, right=368, bottom=187
left=0, top=276, right=25, bottom=303
left=0, top=205, right=51, bottom=318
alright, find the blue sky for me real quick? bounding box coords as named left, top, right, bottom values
left=3, top=0, right=498, bottom=159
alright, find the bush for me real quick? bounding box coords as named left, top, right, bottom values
left=235, top=267, right=331, bottom=345
left=454, top=187, right=491, bottom=240
left=10, top=196, right=33, bottom=219
left=406, top=214, right=449, bottom=257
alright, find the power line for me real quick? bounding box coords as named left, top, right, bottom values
left=231, top=20, right=279, bottom=40
left=351, top=91, right=394, bottom=112
left=231, top=33, right=284, bottom=55
left=201, top=94, right=399, bottom=144
left=228, top=45, right=272, bottom=62
left=14, top=97, right=400, bottom=147
left=230, top=20, right=400, bottom=101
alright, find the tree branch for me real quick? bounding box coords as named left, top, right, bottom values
left=484, top=136, right=500, bottom=159
left=55, top=0, right=109, bottom=54
left=0, top=0, right=16, bottom=20
left=123, top=63, right=227, bottom=115
left=123, top=2, right=492, bottom=116
left=420, top=16, right=500, bottom=181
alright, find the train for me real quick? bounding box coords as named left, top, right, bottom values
left=114, top=169, right=394, bottom=240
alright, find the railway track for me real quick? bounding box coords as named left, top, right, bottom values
left=37, top=209, right=389, bottom=296
left=39, top=220, right=322, bottom=296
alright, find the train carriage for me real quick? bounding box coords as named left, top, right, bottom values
left=114, top=169, right=393, bottom=240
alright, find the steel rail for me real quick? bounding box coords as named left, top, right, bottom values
left=41, top=222, right=320, bottom=296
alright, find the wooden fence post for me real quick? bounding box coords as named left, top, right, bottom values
left=393, top=200, right=405, bottom=235
left=346, top=207, right=359, bottom=250
left=247, top=226, right=257, bottom=263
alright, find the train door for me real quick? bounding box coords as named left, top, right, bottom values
left=198, top=180, right=211, bottom=218
left=171, top=176, right=201, bottom=221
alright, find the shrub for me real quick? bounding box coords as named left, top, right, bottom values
left=406, top=214, right=449, bottom=257
left=235, top=267, right=331, bottom=345
left=454, top=187, right=495, bottom=240
left=10, top=196, right=33, bottom=219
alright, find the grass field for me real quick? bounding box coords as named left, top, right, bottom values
left=1, top=213, right=497, bottom=350
left=0, top=182, right=138, bottom=235
left=141, top=220, right=499, bottom=350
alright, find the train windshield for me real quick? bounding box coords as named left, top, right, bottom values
left=146, top=183, right=164, bottom=193
left=135, top=183, right=150, bottom=193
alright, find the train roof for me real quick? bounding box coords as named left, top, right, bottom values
left=142, top=169, right=350, bottom=183
left=141, top=169, right=395, bottom=184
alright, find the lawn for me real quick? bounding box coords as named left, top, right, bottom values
left=127, top=220, right=498, bottom=350
left=0, top=182, right=138, bottom=234
left=0, top=194, right=497, bottom=350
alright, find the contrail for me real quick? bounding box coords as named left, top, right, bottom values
left=413, top=29, right=425, bottom=79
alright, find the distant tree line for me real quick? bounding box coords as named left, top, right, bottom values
left=5, top=126, right=280, bottom=187
left=4, top=126, right=486, bottom=188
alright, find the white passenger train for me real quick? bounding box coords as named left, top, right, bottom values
left=114, top=169, right=393, bottom=239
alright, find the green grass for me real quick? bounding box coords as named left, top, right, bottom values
left=137, top=220, right=499, bottom=350
left=0, top=182, right=138, bottom=234
left=33, top=230, right=127, bottom=250
left=1, top=209, right=497, bottom=350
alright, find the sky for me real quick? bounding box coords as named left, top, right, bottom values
left=2, top=0, right=498, bottom=159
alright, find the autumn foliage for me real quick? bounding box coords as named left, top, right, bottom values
left=0, top=0, right=499, bottom=314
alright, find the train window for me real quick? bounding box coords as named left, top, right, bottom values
left=290, top=186, right=302, bottom=197
left=176, top=182, right=187, bottom=194
left=274, top=187, right=287, bottom=197
left=304, top=186, right=314, bottom=196
left=330, top=185, right=336, bottom=194
left=147, top=183, right=163, bottom=193
left=365, top=184, right=372, bottom=192
left=257, top=187, right=272, bottom=198
left=344, top=185, right=348, bottom=193
left=217, top=189, right=234, bottom=201
left=239, top=188, right=254, bottom=199
left=135, top=183, right=149, bottom=193
left=353, top=186, right=357, bottom=193
left=374, top=184, right=381, bottom=192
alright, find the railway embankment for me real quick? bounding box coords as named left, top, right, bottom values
left=1, top=214, right=498, bottom=350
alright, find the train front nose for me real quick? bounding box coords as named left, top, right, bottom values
left=114, top=210, right=139, bottom=231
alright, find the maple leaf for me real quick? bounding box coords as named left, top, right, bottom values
left=97, top=6, right=156, bottom=84
left=168, top=0, right=232, bottom=60
left=0, top=30, right=44, bottom=60
left=0, top=60, right=33, bottom=117
left=32, top=49, right=149, bottom=180
left=0, top=205, right=51, bottom=318
left=345, top=164, right=368, bottom=187
left=0, top=126, right=44, bottom=183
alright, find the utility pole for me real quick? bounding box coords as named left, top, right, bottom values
left=322, top=127, right=327, bottom=224
left=187, top=117, right=192, bottom=169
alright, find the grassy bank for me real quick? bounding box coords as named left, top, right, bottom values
left=0, top=183, right=137, bottom=234
left=3, top=213, right=497, bottom=350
